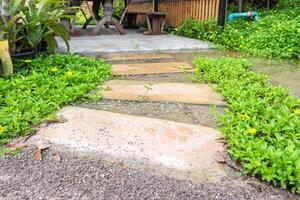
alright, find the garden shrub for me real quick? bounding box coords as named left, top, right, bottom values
left=193, top=57, right=300, bottom=193
left=0, top=54, right=111, bottom=153
left=175, top=9, right=300, bottom=59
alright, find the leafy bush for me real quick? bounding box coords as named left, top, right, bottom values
left=0, top=54, right=111, bottom=152
left=175, top=9, right=300, bottom=59
left=193, top=57, right=300, bottom=193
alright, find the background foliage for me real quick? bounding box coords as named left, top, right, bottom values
left=175, top=7, right=300, bottom=59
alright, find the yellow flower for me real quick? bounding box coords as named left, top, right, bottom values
left=24, top=59, right=32, bottom=63
left=294, top=109, right=300, bottom=115
left=240, top=114, right=250, bottom=120
left=0, top=126, right=5, bottom=134
left=66, top=71, right=73, bottom=77
left=50, top=67, right=58, bottom=73
left=239, top=45, right=243, bottom=48
left=248, top=128, right=257, bottom=135
left=240, top=35, right=244, bottom=39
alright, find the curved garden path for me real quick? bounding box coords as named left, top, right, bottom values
left=0, top=52, right=298, bottom=200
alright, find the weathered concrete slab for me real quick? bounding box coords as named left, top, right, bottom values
left=105, top=53, right=174, bottom=62
left=112, top=62, right=191, bottom=75
left=33, top=106, right=225, bottom=180
left=101, top=80, right=225, bottom=105
left=57, top=28, right=214, bottom=54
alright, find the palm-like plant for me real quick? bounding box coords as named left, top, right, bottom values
left=0, top=0, right=73, bottom=75
left=3, top=0, right=72, bottom=54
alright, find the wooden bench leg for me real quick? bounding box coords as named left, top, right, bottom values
left=82, top=16, right=93, bottom=30
left=145, top=15, right=152, bottom=34
left=92, top=17, right=106, bottom=35
left=112, top=18, right=126, bottom=35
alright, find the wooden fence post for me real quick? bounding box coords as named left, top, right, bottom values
left=217, top=0, right=227, bottom=28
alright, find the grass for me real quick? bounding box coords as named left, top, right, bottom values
left=0, top=54, right=111, bottom=155
left=193, top=57, right=300, bottom=193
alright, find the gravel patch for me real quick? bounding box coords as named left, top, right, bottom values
left=81, top=100, right=222, bottom=128
left=0, top=147, right=298, bottom=200
left=115, top=72, right=194, bottom=83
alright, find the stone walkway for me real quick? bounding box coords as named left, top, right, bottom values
left=30, top=53, right=226, bottom=181
left=1, top=52, right=298, bottom=200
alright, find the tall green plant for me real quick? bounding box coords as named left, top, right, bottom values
left=1, top=0, right=71, bottom=54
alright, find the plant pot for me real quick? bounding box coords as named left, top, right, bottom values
left=11, top=50, right=36, bottom=60
left=38, top=40, right=48, bottom=53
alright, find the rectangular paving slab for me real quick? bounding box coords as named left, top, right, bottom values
left=112, top=62, right=192, bottom=75
left=101, top=80, right=225, bottom=106
left=105, top=53, right=174, bottom=62
left=33, top=106, right=225, bottom=180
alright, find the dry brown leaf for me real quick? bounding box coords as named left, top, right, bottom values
left=215, top=137, right=227, bottom=144
left=6, top=142, right=27, bottom=150
left=34, top=149, right=42, bottom=161
left=52, top=154, right=61, bottom=162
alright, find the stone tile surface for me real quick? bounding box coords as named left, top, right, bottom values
left=112, top=62, right=191, bottom=75
left=32, top=106, right=225, bottom=180
left=105, top=53, right=174, bottom=62
left=101, top=80, right=225, bottom=105
left=57, top=28, right=214, bottom=54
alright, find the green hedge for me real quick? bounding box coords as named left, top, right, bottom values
left=0, top=54, right=111, bottom=153
left=175, top=9, right=300, bottom=59
left=193, top=57, right=300, bottom=193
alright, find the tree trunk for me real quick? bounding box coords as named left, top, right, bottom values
left=0, top=40, right=13, bottom=75
left=238, top=0, right=243, bottom=12
left=1, top=0, right=11, bottom=24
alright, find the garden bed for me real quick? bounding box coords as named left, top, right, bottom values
left=193, top=57, right=300, bottom=193
left=0, top=54, right=111, bottom=155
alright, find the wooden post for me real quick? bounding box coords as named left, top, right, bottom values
left=218, top=0, right=227, bottom=28
left=153, top=0, right=158, bottom=12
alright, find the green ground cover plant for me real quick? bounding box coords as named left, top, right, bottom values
left=193, top=57, right=300, bottom=193
left=0, top=54, right=111, bottom=154
left=175, top=9, right=300, bottom=59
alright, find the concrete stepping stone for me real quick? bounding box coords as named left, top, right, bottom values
left=101, top=80, right=225, bottom=106
left=112, top=62, right=192, bottom=75
left=105, top=53, right=174, bottom=62
left=33, top=106, right=225, bottom=180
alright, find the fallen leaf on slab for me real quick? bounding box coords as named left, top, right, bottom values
left=34, top=149, right=42, bottom=161
left=215, top=137, right=227, bottom=144
left=52, top=154, right=61, bottom=162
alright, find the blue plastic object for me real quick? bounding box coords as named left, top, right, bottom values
left=228, top=12, right=259, bottom=23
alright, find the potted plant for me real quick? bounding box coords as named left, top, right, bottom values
left=0, top=0, right=74, bottom=74
left=1, top=0, right=72, bottom=57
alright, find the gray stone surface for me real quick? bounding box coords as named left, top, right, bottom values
left=57, top=28, right=213, bottom=54
left=30, top=106, right=225, bottom=181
